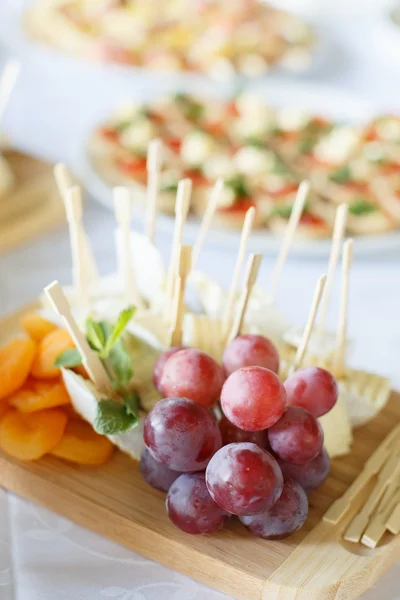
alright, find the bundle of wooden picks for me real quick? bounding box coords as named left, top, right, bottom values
left=324, top=423, right=400, bottom=548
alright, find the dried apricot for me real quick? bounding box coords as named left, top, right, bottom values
left=20, top=312, right=57, bottom=343
left=0, top=338, right=37, bottom=401
left=8, top=378, right=71, bottom=413
left=31, top=329, right=75, bottom=380
left=0, top=408, right=67, bottom=461
left=0, top=400, right=9, bottom=421
left=51, top=420, right=114, bottom=466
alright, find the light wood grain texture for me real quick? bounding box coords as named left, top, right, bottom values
left=387, top=502, right=400, bottom=535
left=0, top=151, right=65, bottom=252
left=0, top=305, right=400, bottom=600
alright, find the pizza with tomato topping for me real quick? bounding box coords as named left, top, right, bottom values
left=25, top=0, right=315, bottom=77
left=88, top=92, right=400, bottom=238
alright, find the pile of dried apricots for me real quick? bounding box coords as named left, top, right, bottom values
left=0, top=312, right=114, bottom=466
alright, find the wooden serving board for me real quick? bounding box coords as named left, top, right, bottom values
left=0, top=305, right=400, bottom=600
left=0, top=151, right=65, bottom=253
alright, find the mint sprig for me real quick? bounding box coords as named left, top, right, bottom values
left=54, top=348, right=82, bottom=368
left=94, top=396, right=139, bottom=436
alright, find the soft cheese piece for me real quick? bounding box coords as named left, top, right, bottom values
left=283, top=325, right=352, bottom=361
left=338, top=369, right=391, bottom=428
left=319, top=392, right=353, bottom=458
left=62, top=369, right=146, bottom=461
left=191, top=272, right=291, bottom=344
left=0, top=153, right=14, bottom=199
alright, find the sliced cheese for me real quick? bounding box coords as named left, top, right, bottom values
left=62, top=369, right=146, bottom=461
left=319, top=392, right=353, bottom=458
left=0, top=153, right=14, bottom=200
left=338, top=368, right=391, bottom=428
left=283, top=325, right=352, bottom=360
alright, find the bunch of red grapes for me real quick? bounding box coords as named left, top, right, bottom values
left=141, top=334, right=337, bottom=539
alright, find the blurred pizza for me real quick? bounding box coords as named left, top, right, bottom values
left=88, top=92, right=400, bottom=239
left=25, top=0, right=315, bottom=77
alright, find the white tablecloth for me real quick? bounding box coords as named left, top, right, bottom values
left=1, top=2, right=400, bottom=599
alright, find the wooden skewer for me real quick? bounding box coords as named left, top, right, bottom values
left=54, top=163, right=99, bottom=287
left=227, top=254, right=262, bottom=345
left=343, top=443, right=400, bottom=543
left=44, top=281, right=113, bottom=393
left=222, top=206, right=255, bottom=339
left=64, top=186, right=89, bottom=309
left=270, top=180, right=309, bottom=301
left=292, top=274, right=327, bottom=372
left=169, top=245, right=192, bottom=346
left=386, top=502, right=400, bottom=535
left=164, top=179, right=192, bottom=322
left=361, top=485, right=400, bottom=548
left=324, top=423, right=400, bottom=525
left=192, top=178, right=224, bottom=271
left=0, top=59, right=20, bottom=126
left=334, top=238, right=353, bottom=379
left=113, top=187, right=145, bottom=309
left=317, top=203, right=348, bottom=336
left=145, top=139, right=163, bottom=243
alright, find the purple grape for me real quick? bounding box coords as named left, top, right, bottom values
left=167, top=473, right=230, bottom=534
left=268, top=406, right=323, bottom=464
left=240, top=478, right=308, bottom=539
left=140, top=448, right=181, bottom=492
left=143, top=397, right=222, bottom=472
left=206, top=442, right=283, bottom=516
left=277, top=448, right=330, bottom=492
left=218, top=416, right=270, bottom=449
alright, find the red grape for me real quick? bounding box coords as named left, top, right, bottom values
left=284, top=366, right=338, bottom=418
left=218, top=416, right=270, bottom=449
left=221, top=366, right=286, bottom=431
left=277, top=448, right=330, bottom=492
left=205, top=442, right=283, bottom=516
left=140, top=448, right=182, bottom=492
left=167, top=473, right=230, bottom=534
left=222, top=334, right=279, bottom=376
left=144, top=397, right=222, bottom=472
left=268, top=406, right=323, bottom=465
left=240, top=478, right=308, bottom=539
left=153, top=346, right=186, bottom=392
left=160, top=349, right=224, bottom=408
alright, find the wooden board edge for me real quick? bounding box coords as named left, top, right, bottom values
left=0, top=455, right=264, bottom=600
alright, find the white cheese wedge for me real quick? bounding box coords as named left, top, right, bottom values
left=203, top=154, right=237, bottom=181
left=62, top=369, right=146, bottom=461
left=191, top=272, right=291, bottom=345
left=0, top=153, right=14, bottom=199
left=283, top=325, right=352, bottom=361
left=338, top=368, right=391, bottom=428
left=319, top=393, right=353, bottom=458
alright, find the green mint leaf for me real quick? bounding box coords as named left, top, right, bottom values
left=54, top=348, right=82, bottom=368
left=108, top=341, right=134, bottom=387
left=94, top=399, right=138, bottom=435
left=86, top=318, right=106, bottom=353
left=329, top=166, right=351, bottom=184
left=349, top=199, right=376, bottom=215
left=298, top=137, right=316, bottom=154
left=104, top=306, right=136, bottom=355
left=124, top=392, right=140, bottom=417
left=246, top=137, right=264, bottom=148
left=161, top=183, right=179, bottom=193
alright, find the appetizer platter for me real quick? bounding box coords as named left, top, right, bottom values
left=87, top=91, right=400, bottom=251
left=0, top=150, right=399, bottom=600
left=0, top=61, right=65, bottom=252
left=24, top=0, right=316, bottom=78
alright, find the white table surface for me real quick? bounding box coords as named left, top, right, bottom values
left=1, top=2, right=400, bottom=599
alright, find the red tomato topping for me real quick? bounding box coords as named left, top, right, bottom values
left=166, top=137, right=182, bottom=153
left=99, top=127, right=120, bottom=144
left=267, top=184, right=299, bottom=198
left=117, top=156, right=147, bottom=177
left=300, top=213, right=326, bottom=226
left=219, top=198, right=256, bottom=214
left=184, top=170, right=208, bottom=186
left=379, top=162, right=400, bottom=175
left=226, top=101, right=239, bottom=118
